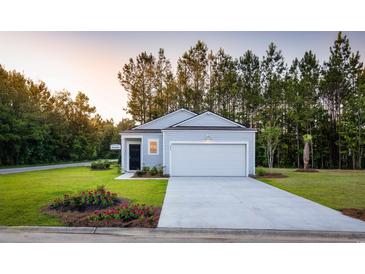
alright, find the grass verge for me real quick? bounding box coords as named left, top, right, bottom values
left=258, top=168, right=365, bottom=210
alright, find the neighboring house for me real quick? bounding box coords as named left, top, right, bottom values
left=120, top=109, right=256, bottom=176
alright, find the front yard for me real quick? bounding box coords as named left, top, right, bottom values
left=1, top=166, right=365, bottom=226
left=0, top=167, right=167, bottom=226
left=258, top=168, right=365, bottom=211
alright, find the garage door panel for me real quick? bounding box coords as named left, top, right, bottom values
left=170, top=143, right=246, bottom=176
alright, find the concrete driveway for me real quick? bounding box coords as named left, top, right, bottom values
left=158, top=177, right=365, bottom=232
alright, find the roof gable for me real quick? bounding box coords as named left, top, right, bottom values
left=133, top=109, right=196, bottom=130
left=172, top=111, right=245, bottom=128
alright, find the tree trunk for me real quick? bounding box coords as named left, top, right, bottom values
left=338, top=133, right=342, bottom=169
left=296, top=123, right=300, bottom=168
left=303, top=142, right=310, bottom=169
left=310, top=126, right=314, bottom=168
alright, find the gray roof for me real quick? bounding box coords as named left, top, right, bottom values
left=163, top=126, right=256, bottom=131
left=121, top=129, right=161, bottom=133
left=121, top=126, right=256, bottom=134
left=120, top=109, right=257, bottom=134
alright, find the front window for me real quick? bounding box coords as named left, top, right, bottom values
left=148, top=139, right=159, bottom=155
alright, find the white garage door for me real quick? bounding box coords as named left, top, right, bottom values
left=170, top=143, right=247, bottom=177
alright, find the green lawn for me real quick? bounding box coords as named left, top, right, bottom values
left=0, top=167, right=168, bottom=226
left=259, top=168, right=365, bottom=210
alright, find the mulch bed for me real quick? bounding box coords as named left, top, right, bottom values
left=252, top=173, right=288, bottom=179
left=341, top=208, right=365, bottom=222
left=42, top=202, right=161, bottom=228
left=295, top=168, right=319, bottom=172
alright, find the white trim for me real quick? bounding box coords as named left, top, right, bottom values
left=169, top=141, right=249, bottom=177
left=121, top=135, right=143, bottom=172
left=133, top=109, right=196, bottom=129
left=162, top=132, right=166, bottom=169
left=147, top=138, right=159, bottom=155
left=162, top=129, right=257, bottom=133
left=172, top=111, right=246, bottom=128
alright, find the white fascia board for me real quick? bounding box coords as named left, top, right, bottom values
left=132, top=108, right=196, bottom=129
left=161, top=129, right=257, bottom=133
left=172, top=111, right=246, bottom=128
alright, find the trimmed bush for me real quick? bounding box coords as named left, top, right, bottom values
left=91, top=160, right=111, bottom=170
left=135, top=170, right=145, bottom=177
left=256, top=167, right=266, bottom=176
left=157, top=166, right=164, bottom=176
left=150, top=166, right=158, bottom=176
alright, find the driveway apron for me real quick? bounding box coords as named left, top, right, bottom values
left=158, top=177, right=365, bottom=231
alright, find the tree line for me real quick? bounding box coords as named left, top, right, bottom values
left=0, top=65, right=134, bottom=165
left=119, top=32, right=365, bottom=169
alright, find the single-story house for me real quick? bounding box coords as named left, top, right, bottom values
left=120, top=108, right=256, bottom=176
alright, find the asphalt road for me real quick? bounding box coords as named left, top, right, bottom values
left=0, top=227, right=365, bottom=243
left=0, top=162, right=92, bottom=175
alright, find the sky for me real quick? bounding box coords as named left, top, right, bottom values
left=0, top=32, right=364, bottom=122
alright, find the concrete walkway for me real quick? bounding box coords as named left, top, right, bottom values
left=1, top=226, right=365, bottom=243
left=115, top=173, right=168, bottom=180
left=0, top=162, right=91, bottom=174
left=115, top=172, right=134, bottom=179
left=158, top=177, right=365, bottom=232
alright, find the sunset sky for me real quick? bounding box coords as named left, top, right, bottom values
left=0, top=32, right=364, bottom=122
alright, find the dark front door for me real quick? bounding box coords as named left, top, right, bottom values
left=129, top=144, right=141, bottom=170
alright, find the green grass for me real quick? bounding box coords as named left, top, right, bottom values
left=259, top=168, right=365, bottom=210
left=0, top=167, right=168, bottom=226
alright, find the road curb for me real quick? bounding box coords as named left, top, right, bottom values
left=1, top=226, right=365, bottom=240
left=0, top=226, right=95, bottom=234
left=156, top=227, right=365, bottom=239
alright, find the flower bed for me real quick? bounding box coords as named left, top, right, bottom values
left=133, top=166, right=167, bottom=178
left=44, top=186, right=161, bottom=228
left=50, top=186, right=122, bottom=211
left=87, top=202, right=161, bottom=227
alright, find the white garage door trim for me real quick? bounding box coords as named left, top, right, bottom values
left=169, top=141, right=249, bottom=177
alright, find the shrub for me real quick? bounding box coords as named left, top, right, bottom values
left=157, top=166, right=164, bottom=176
left=256, top=167, right=266, bottom=176
left=91, top=160, right=111, bottom=170
left=50, top=187, right=119, bottom=211
left=135, top=170, right=145, bottom=177
left=89, top=202, right=160, bottom=226
left=150, top=166, right=158, bottom=176
left=142, top=166, right=150, bottom=173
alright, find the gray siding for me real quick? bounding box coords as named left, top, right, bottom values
left=141, top=133, right=163, bottom=168
left=121, top=132, right=163, bottom=171
left=163, top=130, right=256, bottom=175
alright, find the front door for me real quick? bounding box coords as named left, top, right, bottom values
left=129, top=144, right=141, bottom=170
